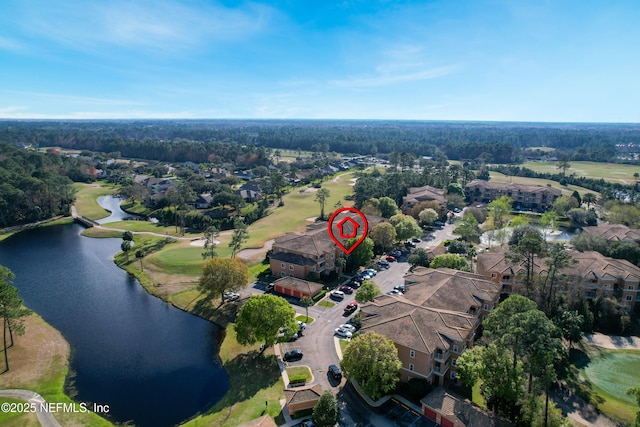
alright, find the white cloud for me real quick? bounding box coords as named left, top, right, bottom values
left=329, top=64, right=458, bottom=88
left=0, top=36, right=23, bottom=51
left=21, top=0, right=275, bottom=54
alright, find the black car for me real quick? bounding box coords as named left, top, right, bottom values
left=328, top=364, right=342, bottom=380
left=284, top=350, right=303, bottom=362
left=265, top=283, right=274, bottom=292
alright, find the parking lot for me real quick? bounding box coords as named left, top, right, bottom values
left=381, top=399, right=438, bottom=427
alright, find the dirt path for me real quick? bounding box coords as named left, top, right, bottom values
left=551, top=388, right=618, bottom=427
left=236, top=239, right=275, bottom=262
left=584, top=333, right=640, bottom=350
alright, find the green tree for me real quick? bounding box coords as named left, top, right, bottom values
left=542, top=243, right=576, bottom=313
left=0, top=266, right=32, bottom=372
left=198, top=258, right=249, bottom=304
left=235, top=294, right=298, bottom=349
left=229, top=217, right=249, bottom=258
left=453, top=213, right=481, bottom=243
left=120, top=240, right=132, bottom=262
left=346, top=237, right=374, bottom=270
left=369, top=222, right=396, bottom=252
left=300, top=296, right=314, bottom=323
left=430, top=253, right=470, bottom=271
left=583, top=192, right=597, bottom=209
left=540, top=211, right=559, bottom=241
left=408, top=248, right=430, bottom=269
left=487, top=195, right=512, bottom=229
left=378, top=196, right=399, bottom=218
left=315, top=188, right=331, bottom=219
left=627, top=386, right=640, bottom=427
left=552, top=195, right=578, bottom=216
left=313, top=391, right=339, bottom=427
left=418, top=208, right=438, bottom=226
left=135, top=249, right=144, bottom=271
left=506, top=226, right=544, bottom=294
left=557, top=157, right=571, bottom=176
left=389, top=214, right=421, bottom=242
left=201, top=225, right=220, bottom=260
left=554, top=310, right=584, bottom=352
left=340, top=332, right=402, bottom=400
left=355, top=280, right=380, bottom=304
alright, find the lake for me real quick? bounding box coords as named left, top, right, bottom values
left=0, top=201, right=229, bottom=426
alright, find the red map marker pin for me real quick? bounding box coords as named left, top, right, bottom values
left=327, top=207, right=369, bottom=255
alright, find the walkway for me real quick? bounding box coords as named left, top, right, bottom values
left=0, top=389, right=61, bottom=427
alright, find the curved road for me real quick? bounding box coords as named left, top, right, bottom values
left=0, top=389, right=61, bottom=427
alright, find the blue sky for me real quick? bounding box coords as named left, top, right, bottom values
left=0, top=0, right=638, bottom=122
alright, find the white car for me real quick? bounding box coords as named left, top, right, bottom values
left=330, top=290, right=345, bottom=300
left=364, top=269, right=377, bottom=276
left=297, top=320, right=307, bottom=330
left=224, top=292, right=240, bottom=301
left=338, top=324, right=356, bottom=333
left=334, top=327, right=353, bottom=338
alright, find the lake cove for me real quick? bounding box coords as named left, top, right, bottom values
left=0, top=223, right=229, bottom=427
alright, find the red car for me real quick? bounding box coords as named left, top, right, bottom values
left=344, top=301, right=358, bottom=315
left=338, top=285, right=354, bottom=294
left=385, top=256, right=396, bottom=262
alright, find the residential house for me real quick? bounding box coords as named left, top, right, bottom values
left=477, top=250, right=640, bottom=311
left=236, top=182, right=263, bottom=202
left=193, top=193, right=213, bottom=209
left=464, top=181, right=561, bottom=210
left=269, top=213, right=386, bottom=280
left=359, top=268, right=499, bottom=385
left=402, top=185, right=447, bottom=214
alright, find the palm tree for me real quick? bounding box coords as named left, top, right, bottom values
left=583, top=193, right=597, bottom=209
left=315, top=188, right=330, bottom=220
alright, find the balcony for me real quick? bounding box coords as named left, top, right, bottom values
left=434, top=350, right=449, bottom=362
left=433, top=363, right=450, bottom=376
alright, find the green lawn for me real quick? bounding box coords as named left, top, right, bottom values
left=72, top=183, right=117, bottom=220
left=286, top=365, right=313, bottom=382
left=242, top=172, right=355, bottom=249
left=296, top=315, right=315, bottom=324
left=100, top=219, right=203, bottom=237
left=489, top=171, right=600, bottom=197
left=580, top=348, right=640, bottom=423
left=318, top=300, right=336, bottom=308
left=522, top=161, right=640, bottom=185
left=181, top=325, right=285, bottom=427
left=0, top=398, right=41, bottom=427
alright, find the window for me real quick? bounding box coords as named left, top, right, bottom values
left=289, top=265, right=294, bottom=270
left=453, top=345, right=459, bottom=353
left=483, top=316, right=486, bottom=320
left=483, top=304, right=488, bottom=310
left=504, top=275, right=511, bottom=280
left=408, top=364, right=414, bottom=371
left=450, top=371, right=456, bottom=379
left=289, top=273, right=294, bottom=277
left=491, top=273, right=497, bottom=278
left=430, top=352, right=434, bottom=360
left=281, top=263, right=285, bottom=269
left=312, top=266, right=316, bottom=272
left=409, top=349, right=415, bottom=358
left=604, top=284, right=610, bottom=290
left=452, top=358, right=457, bottom=366
left=331, top=254, right=334, bottom=258
left=628, top=285, right=635, bottom=291
left=627, top=295, right=633, bottom=301
left=280, top=272, right=286, bottom=277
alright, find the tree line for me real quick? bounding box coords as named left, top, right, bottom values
left=0, top=143, right=79, bottom=227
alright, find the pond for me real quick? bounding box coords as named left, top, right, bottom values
left=0, top=198, right=229, bottom=427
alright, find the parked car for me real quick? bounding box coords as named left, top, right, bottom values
left=387, top=289, right=403, bottom=296
left=344, top=301, right=358, bottom=314
left=391, top=250, right=403, bottom=257
left=338, top=323, right=357, bottom=333
left=385, top=256, right=396, bottom=262
left=376, top=259, right=390, bottom=268
left=412, top=237, right=421, bottom=243
left=334, top=327, right=353, bottom=338
left=283, top=350, right=303, bottom=362
left=405, top=241, right=416, bottom=248
left=394, top=285, right=406, bottom=293
left=348, top=280, right=361, bottom=288
left=338, top=285, right=354, bottom=294
left=264, top=283, right=274, bottom=292
left=328, top=364, right=343, bottom=380
left=434, top=221, right=445, bottom=228
left=297, top=320, right=306, bottom=330
left=330, top=290, right=345, bottom=300
left=364, top=269, right=377, bottom=276
left=223, top=292, right=240, bottom=301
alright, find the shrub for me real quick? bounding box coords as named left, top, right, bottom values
left=289, top=375, right=307, bottom=385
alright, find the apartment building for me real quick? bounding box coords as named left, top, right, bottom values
left=477, top=250, right=640, bottom=311
left=359, top=268, right=500, bottom=386
left=269, top=212, right=385, bottom=280
left=401, top=185, right=448, bottom=214
left=464, top=180, right=561, bottom=210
